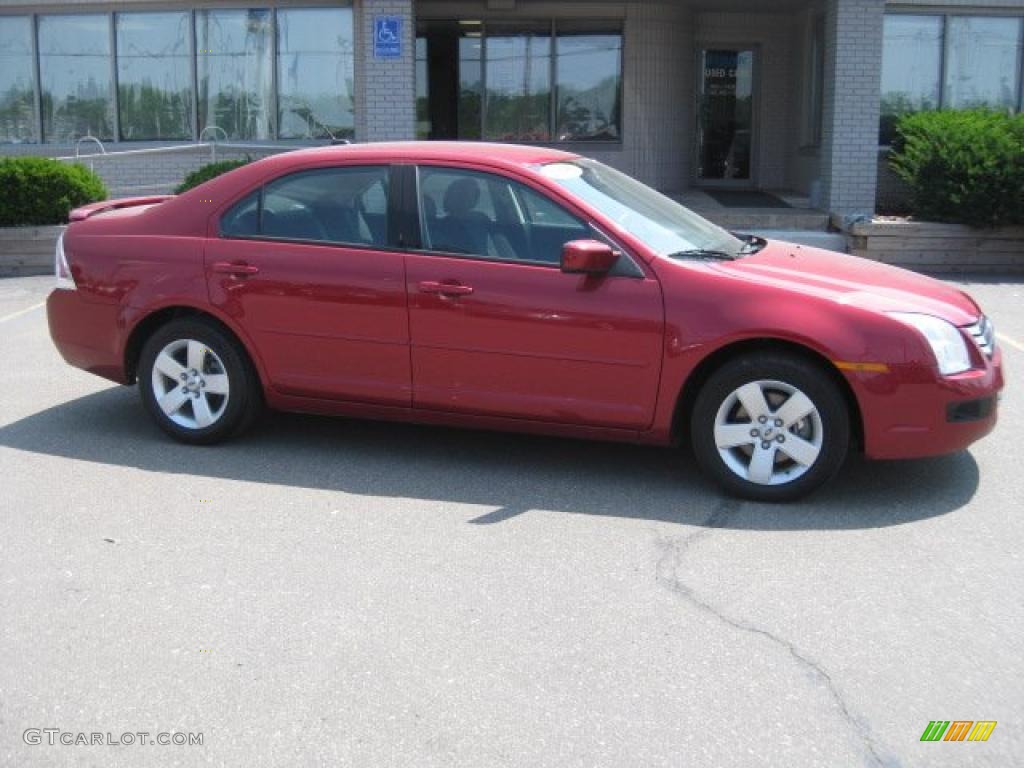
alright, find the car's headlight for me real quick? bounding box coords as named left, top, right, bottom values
left=889, top=312, right=971, bottom=375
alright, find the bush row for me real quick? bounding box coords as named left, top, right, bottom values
left=889, top=110, right=1024, bottom=228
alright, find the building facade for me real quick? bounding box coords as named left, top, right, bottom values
left=1, top=0, right=1022, bottom=217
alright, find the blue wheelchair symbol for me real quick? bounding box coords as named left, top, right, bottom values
left=374, top=17, right=402, bottom=58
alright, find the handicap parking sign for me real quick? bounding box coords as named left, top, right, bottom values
left=373, top=16, right=402, bottom=58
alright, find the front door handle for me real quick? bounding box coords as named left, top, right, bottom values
left=212, top=261, right=259, bottom=277
left=418, top=280, right=473, bottom=297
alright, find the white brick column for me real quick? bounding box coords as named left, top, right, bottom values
left=354, top=0, right=415, bottom=142
left=620, top=2, right=693, bottom=192
left=820, top=0, right=885, bottom=216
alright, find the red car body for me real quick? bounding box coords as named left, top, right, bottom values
left=48, top=142, right=1002, bottom=461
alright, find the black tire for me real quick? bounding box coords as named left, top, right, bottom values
left=138, top=317, right=261, bottom=444
left=690, top=352, right=850, bottom=502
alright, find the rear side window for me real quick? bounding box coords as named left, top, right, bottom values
left=220, top=191, right=260, bottom=237
left=219, top=165, right=390, bottom=247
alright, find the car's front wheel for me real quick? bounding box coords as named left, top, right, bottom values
left=691, top=352, right=850, bottom=501
left=138, top=318, right=260, bottom=444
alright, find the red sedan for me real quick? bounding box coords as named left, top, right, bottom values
left=47, top=143, right=1003, bottom=501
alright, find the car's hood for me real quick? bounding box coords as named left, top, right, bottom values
left=712, top=240, right=980, bottom=326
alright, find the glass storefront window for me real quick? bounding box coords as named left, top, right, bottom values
left=116, top=12, right=193, bottom=141
left=879, top=15, right=943, bottom=145
left=484, top=24, right=552, bottom=141
left=944, top=17, right=1022, bottom=110
left=555, top=24, right=622, bottom=141
left=0, top=16, right=35, bottom=143
left=458, top=34, right=483, bottom=140
left=196, top=9, right=273, bottom=140
left=277, top=7, right=354, bottom=140
left=38, top=14, right=115, bottom=142
left=415, top=37, right=430, bottom=139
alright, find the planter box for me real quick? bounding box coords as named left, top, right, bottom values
left=833, top=215, right=1024, bottom=273
left=0, top=225, right=63, bottom=277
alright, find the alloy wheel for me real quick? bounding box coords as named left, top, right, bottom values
left=712, top=379, right=823, bottom=486
left=150, top=338, right=230, bottom=430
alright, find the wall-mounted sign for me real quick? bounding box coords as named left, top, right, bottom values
left=373, top=16, right=402, bottom=59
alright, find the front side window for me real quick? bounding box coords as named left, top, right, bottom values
left=116, top=12, right=193, bottom=141
left=540, top=159, right=742, bottom=257
left=220, top=165, right=390, bottom=247
left=196, top=9, right=274, bottom=140
left=0, top=16, right=36, bottom=143
left=38, top=14, right=115, bottom=142
left=417, top=166, right=590, bottom=265
left=277, top=7, right=355, bottom=140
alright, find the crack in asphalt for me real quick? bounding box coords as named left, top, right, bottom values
left=656, top=501, right=898, bottom=768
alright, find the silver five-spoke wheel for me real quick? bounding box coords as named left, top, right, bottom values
left=713, top=379, right=824, bottom=486
left=150, top=338, right=230, bottom=429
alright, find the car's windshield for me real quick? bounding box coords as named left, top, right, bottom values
left=537, top=158, right=743, bottom=258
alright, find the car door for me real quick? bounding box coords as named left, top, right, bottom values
left=405, top=165, right=664, bottom=430
left=206, top=164, right=411, bottom=406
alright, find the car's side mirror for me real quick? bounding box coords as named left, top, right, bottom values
left=561, top=239, right=619, bottom=275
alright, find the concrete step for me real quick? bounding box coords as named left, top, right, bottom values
left=702, top=210, right=832, bottom=231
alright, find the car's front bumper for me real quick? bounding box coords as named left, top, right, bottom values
left=851, top=348, right=1004, bottom=460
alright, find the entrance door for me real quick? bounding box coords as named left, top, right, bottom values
left=696, top=48, right=756, bottom=186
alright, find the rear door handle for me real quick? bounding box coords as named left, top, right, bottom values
left=212, top=261, right=259, bottom=277
left=418, top=280, right=473, bottom=297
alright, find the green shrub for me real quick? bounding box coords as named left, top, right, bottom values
left=0, top=157, right=107, bottom=227
left=176, top=158, right=250, bottom=194
left=889, top=110, right=1024, bottom=228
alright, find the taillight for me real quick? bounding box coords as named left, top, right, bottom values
left=55, top=230, right=76, bottom=290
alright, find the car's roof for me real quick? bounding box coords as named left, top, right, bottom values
left=279, top=141, right=579, bottom=168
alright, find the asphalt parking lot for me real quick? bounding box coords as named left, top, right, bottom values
left=0, top=273, right=1021, bottom=767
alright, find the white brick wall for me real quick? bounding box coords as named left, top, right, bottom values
left=820, top=0, right=886, bottom=215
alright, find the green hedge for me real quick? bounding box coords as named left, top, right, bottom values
left=889, top=110, right=1024, bottom=228
left=0, top=157, right=108, bottom=227
left=175, top=159, right=250, bottom=194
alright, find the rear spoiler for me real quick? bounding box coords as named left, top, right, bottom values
left=69, top=195, right=174, bottom=222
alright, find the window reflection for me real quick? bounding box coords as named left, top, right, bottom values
left=0, top=17, right=35, bottom=143
left=39, top=14, right=115, bottom=142
left=555, top=26, right=622, bottom=141
left=117, top=12, right=193, bottom=141
left=277, top=7, right=354, bottom=140
left=415, top=37, right=430, bottom=139
left=196, top=9, right=273, bottom=140
left=944, top=17, right=1022, bottom=109
left=484, top=25, right=552, bottom=141
left=880, top=15, right=943, bottom=145
left=458, top=35, right=483, bottom=140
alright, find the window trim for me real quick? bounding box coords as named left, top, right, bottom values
left=1, top=3, right=356, bottom=145
left=880, top=10, right=1024, bottom=148
left=415, top=17, right=625, bottom=146
left=217, top=162, right=396, bottom=251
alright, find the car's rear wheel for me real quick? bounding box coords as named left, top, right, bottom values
left=691, top=352, right=849, bottom=501
left=138, top=318, right=260, bottom=444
